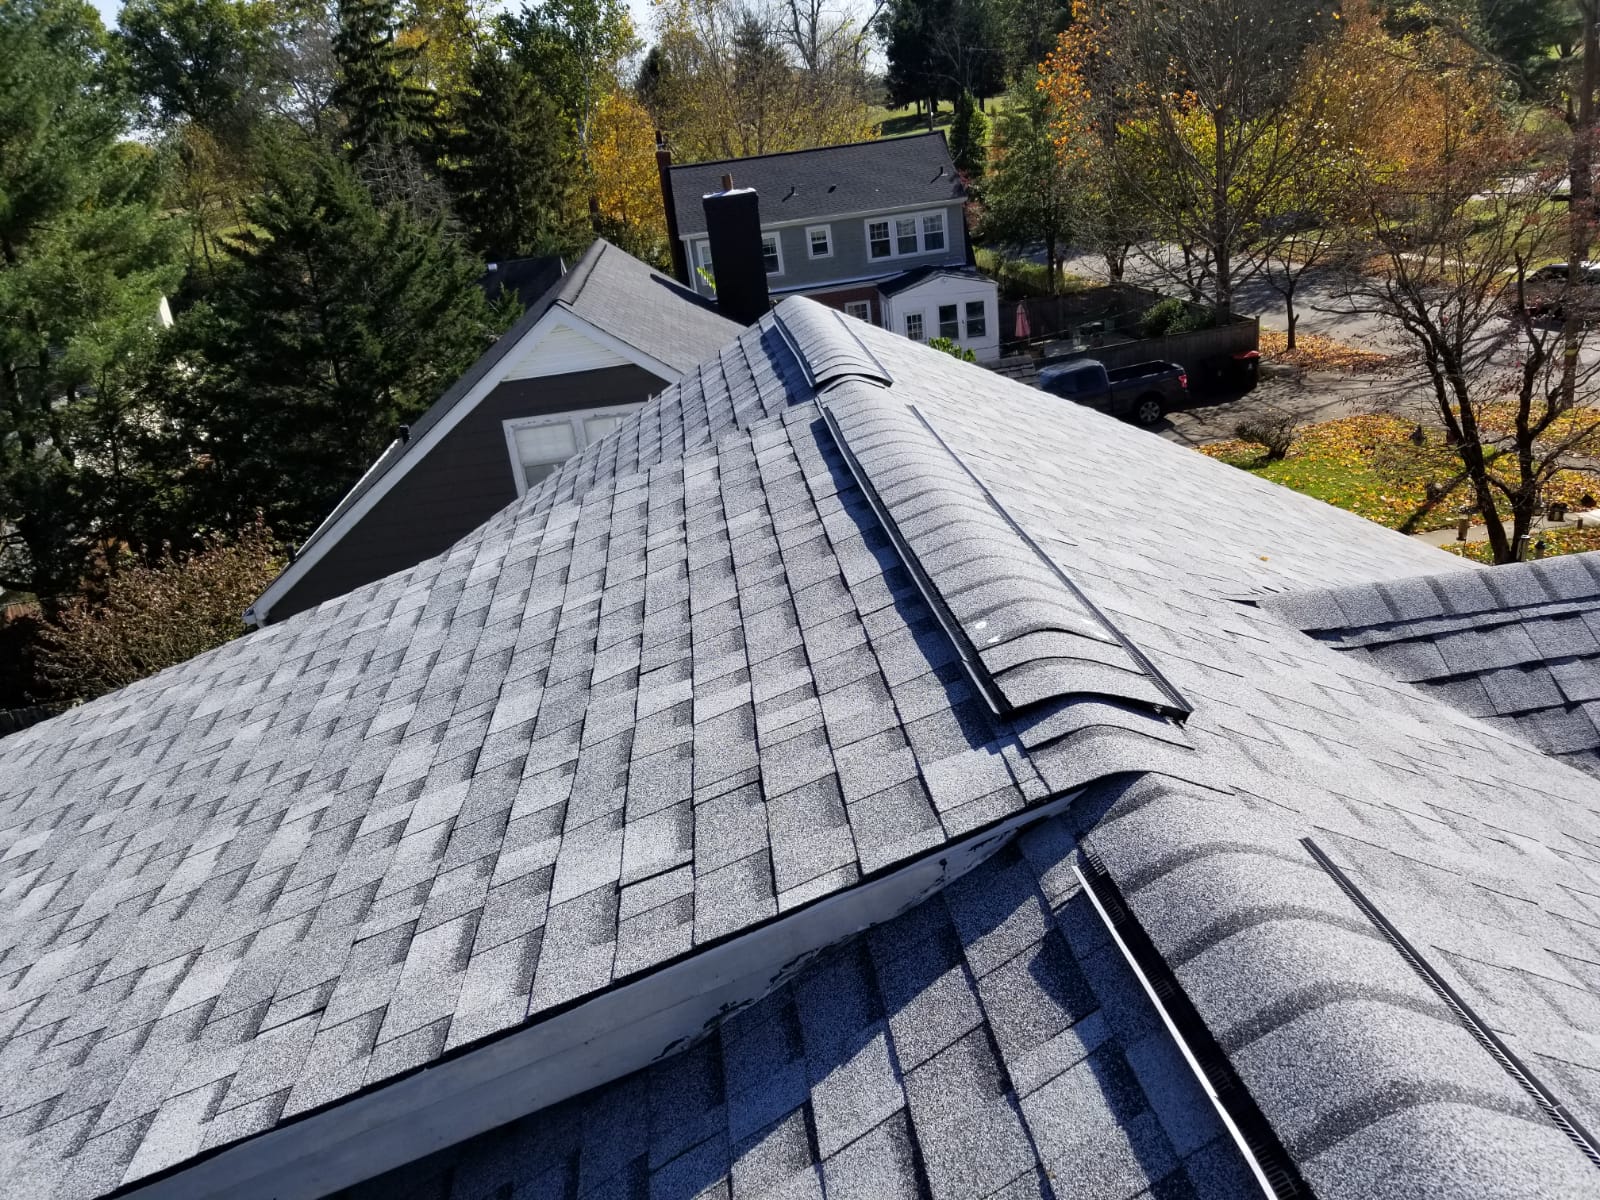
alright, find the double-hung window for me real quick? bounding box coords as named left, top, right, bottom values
left=844, top=300, right=871, bottom=322
left=867, top=220, right=892, bottom=260
left=760, top=233, right=783, bottom=275
left=895, top=217, right=919, bottom=256
left=964, top=300, right=987, bottom=338
left=695, top=239, right=714, bottom=286
left=904, top=312, right=925, bottom=341
left=866, top=209, right=955, bottom=261
left=807, top=225, right=833, bottom=259
left=938, top=304, right=960, bottom=340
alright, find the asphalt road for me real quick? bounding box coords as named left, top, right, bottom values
left=1055, top=246, right=1600, bottom=373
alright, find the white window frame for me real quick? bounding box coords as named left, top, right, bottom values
left=964, top=298, right=988, bottom=340
left=694, top=238, right=714, bottom=282
left=904, top=311, right=925, bottom=341
left=843, top=300, right=871, bottom=322
left=865, top=209, right=953, bottom=262
left=503, top=403, right=642, bottom=498
left=760, top=231, right=784, bottom=276
left=806, top=225, right=833, bottom=259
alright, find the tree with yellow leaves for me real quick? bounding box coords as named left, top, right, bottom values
left=588, top=89, right=670, bottom=264
left=1039, top=0, right=1337, bottom=314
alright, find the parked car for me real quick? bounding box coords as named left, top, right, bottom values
left=1036, top=358, right=1187, bottom=427
left=1519, top=262, right=1600, bottom=320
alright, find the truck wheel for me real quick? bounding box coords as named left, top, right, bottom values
left=1134, top=395, right=1163, bottom=426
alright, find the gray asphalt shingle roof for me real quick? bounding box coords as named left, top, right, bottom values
left=5, top=297, right=1600, bottom=1199
left=667, top=135, right=965, bottom=238
left=333, top=824, right=1256, bottom=1200
left=1262, top=555, right=1600, bottom=775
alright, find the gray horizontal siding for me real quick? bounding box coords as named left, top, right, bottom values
left=687, top=203, right=968, bottom=299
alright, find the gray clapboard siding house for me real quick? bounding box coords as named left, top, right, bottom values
left=7, top=299, right=1600, bottom=1200
left=244, top=239, right=739, bottom=625
left=665, top=134, right=1002, bottom=359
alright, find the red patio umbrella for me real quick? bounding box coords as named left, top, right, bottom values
left=1014, top=301, right=1032, bottom=340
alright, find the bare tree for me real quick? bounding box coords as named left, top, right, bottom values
left=1060, top=0, right=1334, bottom=315
left=1346, top=147, right=1600, bottom=563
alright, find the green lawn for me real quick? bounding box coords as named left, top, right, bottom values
left=869, top=95, right=1012, bottom=139
left=1201, top=414, right=1475, bottom=533
left=1202, top=411, right=1600, bottom=536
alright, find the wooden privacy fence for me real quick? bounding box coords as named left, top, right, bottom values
left=1000, top=286, right=1260, bottom=390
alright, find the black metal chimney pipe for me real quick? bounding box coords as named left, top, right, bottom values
left=656, top=130, right=689, bottom=285
left=701, top=173, right=769, bottom=326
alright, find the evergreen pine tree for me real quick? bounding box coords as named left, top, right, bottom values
left=949, top=90, right=988, bottom=178
left=0, top=0, right=183, bottom=600
left=441, top=43, right=584, bottom=261
left=330, top=0, right=438, bottom=162
left=174, top=142, right=506, bottom=537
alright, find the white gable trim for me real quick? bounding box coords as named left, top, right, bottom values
left=244, top=304, right=680, bottom=626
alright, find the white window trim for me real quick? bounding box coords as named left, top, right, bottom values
left=904, top=311, right=925, bottom=341
left=865, top=209, right=952, bottom=262
left=806, top=225, right=833, bottom=259
left=761, top=231, right=785, bottom=277
left=843, top=300, right=871, bottom=322
left=963, top=298, right=989, bottom=340
left=502, top=403, right=642, bottom=498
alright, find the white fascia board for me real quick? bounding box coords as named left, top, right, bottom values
left=118, top=789, right=1083, bottom=1200
left=245, top=308, right=680, bottom=626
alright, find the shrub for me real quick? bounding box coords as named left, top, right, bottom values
left=1234, top=412, right=1301, bottom=461
left=1139, top=296, right=1218, bottom=337
left=1138, top=297, right=1186, bottom=336
left=36, top=520, right=285, bottom=702
left=929, top=336, right=977, bottom=362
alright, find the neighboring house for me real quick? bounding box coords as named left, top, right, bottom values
left=6, top=298, right=1600, bottom=1200
left=665, top=134, right=1002, bottom=360
left=244, top=239, right=739, bottom=625
left=475, top=254, right=564, bottom=309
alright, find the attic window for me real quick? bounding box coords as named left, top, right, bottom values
left=503, top=404, right=641, bottom=495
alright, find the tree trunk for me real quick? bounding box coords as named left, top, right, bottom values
left=1284, top=283, right=1298, bottom=350
left=1212, top=105, right=1231, bottom=315
left=926, top=99, right=936, bottom=132
left=1047, top=234, right=1059, bottom=294
left=1561, top=1, right=1598, bottom=411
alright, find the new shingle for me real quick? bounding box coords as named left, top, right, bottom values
left=9, top=296, right=1600, bottom=1200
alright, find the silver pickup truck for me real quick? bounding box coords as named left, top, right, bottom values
left=1036, top=358, right=1188, bottom=427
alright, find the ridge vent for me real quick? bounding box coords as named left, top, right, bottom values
left=773, top=301, right=893, bottom=392
left=817, top=382, right=1190, bottom=724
